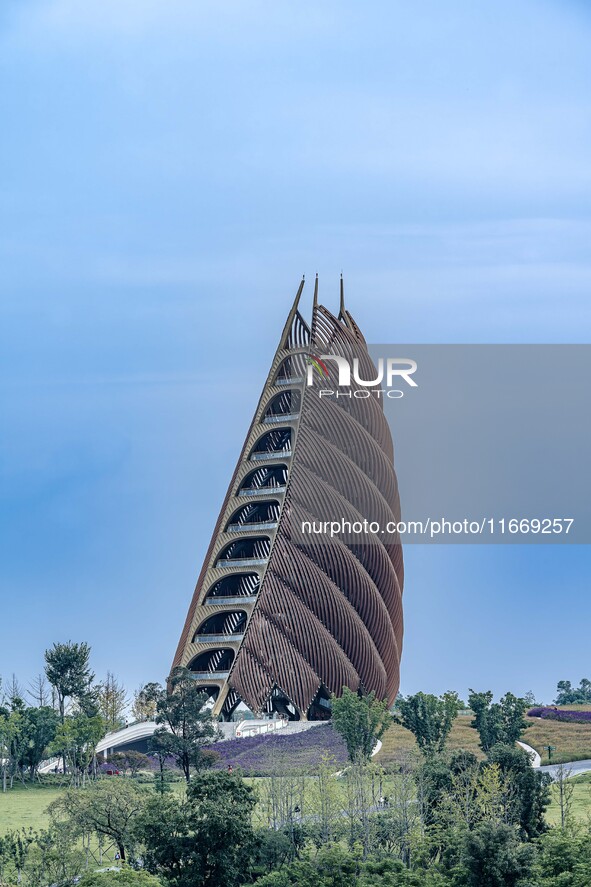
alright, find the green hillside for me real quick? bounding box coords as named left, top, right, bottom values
left=377, top=710, right=591, bottom=766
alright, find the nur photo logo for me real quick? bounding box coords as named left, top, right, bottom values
left=306, top=353, right=418, bottom=399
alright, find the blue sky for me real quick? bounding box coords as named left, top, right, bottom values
left=1, top=0, right=590, bottom=704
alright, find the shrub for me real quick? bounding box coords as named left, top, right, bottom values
left=77, top=868, right=162, bottom=887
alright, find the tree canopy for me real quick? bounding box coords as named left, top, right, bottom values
left=150, top=667, right=219, bottom=781
left=468, top=690, right=529, bottom=752
left=135, top=770, right=257, bottom=887
left=555, top=678, right=591, bottom=705
left=44, top=642, right=95, bottom=720
left=393, top=691, right=460, bottom=756
left=49, top=779, right=147, bottom=861
left=331, top=687, right=392, bottom=763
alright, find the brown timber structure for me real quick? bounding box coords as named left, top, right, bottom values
left=172, top=278, right=404, bottom=720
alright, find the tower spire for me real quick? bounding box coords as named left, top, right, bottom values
left=278, top=276, right=306, bottom=349
left=339, top=273, right=346, bottom=319
left=313, top=273, right=319, bottom=309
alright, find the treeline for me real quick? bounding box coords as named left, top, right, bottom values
left=3, top=646, right=591, bottom=886
left=1, top=689, right=590, bottom=887
left=0, top=641, right=169, bottom=790
left=555, top=678, right=591, bottom=705
left=1, top=642, right=101, bottom=789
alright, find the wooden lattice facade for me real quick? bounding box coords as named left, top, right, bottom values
left=172, top=279, right=404, bottom=720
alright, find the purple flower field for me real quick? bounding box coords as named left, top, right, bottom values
left=202, top=724, right=348, bottom=774
left=528, top=707, right=591, bottom=724
left=146, top=754, right=180, bottom=771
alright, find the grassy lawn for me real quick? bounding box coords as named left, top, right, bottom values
left=0, top=779, right=187, bottom=837
left=546, top=772, right=591, bottom=826
left=0, top=783, right=64, bottom=834
left=1, top=767, right=591, bottom=834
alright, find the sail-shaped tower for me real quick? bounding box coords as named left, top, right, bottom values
left=172, top=278, right=404, bottom=720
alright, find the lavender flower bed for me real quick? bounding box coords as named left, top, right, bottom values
left=203, top=724, right=348, bottom=774
left=528, top=707, right=591, bottom=724
left=146, top=754, right=182, bottom=771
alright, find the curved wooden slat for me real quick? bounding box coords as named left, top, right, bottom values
left=173, top=282, right=404, bottom=718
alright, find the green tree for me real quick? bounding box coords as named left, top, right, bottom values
left=331, top=687, right=392, bottom=763
left=468, top=690, right=529, bottom=752
left=474, top=762, right=508, bottom=824
left=414, top=756, right=455, bottom=828
left=0, top=829, right=35, bottom=884
left=19, top=705, right=60, bottom=779
left=439, top=750, right=481, bottom=829
left=131, top=683, right=161, bottom=722
left=98, top=672, right=128, bottom=732
left=44, top=641, right=95, bottom=721
left=49, top=712, right=104, bottom=785
left=251, top=844, right=450, bottom=887
left=0, top=708, right=24, bottom=791
left=150, top=667, right=218, bottom=782
left=462, top=821, right=534, bottom=887
left=252, top=829, right=298, bottom=880
left=251, top=843, right=361, bottom=887
left=135, top=770, right=257, bottom=887
left=110, top=750, right=151, bottom=777
left=49, top=778, right=148, bottom=861
left=26, top=821, right=85, bottom=886
left=555, top=678, right=591, bottom=705
left=486, top=743, right=551, bottom=839
left=533, top=829, right=591, bottom=886
left=394, top=691, right=460, bottom=756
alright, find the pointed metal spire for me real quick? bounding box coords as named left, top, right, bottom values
left=338, top=273, right=356, bottom=332
left=278, top=276, right=307, bottom=350
left=313, top=273, right=319, bottom=309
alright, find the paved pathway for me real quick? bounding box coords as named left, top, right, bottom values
left=517, top=741, right=541, bottom=768
left=540, top=759, right=591, bottom=780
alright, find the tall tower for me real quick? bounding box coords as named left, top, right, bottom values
left=172, top=279, right=404, bottom=720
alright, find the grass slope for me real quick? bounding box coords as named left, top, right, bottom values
left=377, top=712, right=591, bottom=766
left=524, top=718, right=591, bottom=765
left=377, top=714, right=484, bottom=764
left=0, top=784, right=63, bottom=834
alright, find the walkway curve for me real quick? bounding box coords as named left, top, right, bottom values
left=517, top=741, right=541, bottom=768
left=540, top=759, right=591, bottom=780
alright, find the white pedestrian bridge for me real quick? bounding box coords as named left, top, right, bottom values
left=98, top=715, right=304, bottom=751
left=38, top=716, right=309, bottom=773
left=38, top=721, right=161, bottom=773
left=96, top=721, right=160, bottom=757
left=94, top=717, right=292, bottom=755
